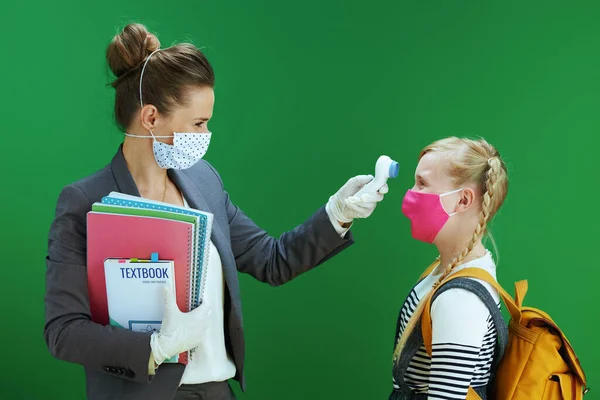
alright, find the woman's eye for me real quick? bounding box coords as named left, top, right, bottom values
left=195, top=122, right=204, bottom=127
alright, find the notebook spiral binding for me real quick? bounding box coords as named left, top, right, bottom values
left=191, top=216, right=212, bottom=308
left=184, top=224, right=193, bottom=363
left=188, top=216, right=212, bottom=362
left=181, top=211, right=213, bottom=362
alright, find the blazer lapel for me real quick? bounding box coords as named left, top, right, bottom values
left=167, top=169, right=227, bottom=244
left=110, top=145, right=141, bottom=197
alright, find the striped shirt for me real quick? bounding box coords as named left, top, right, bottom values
left=393, top=252, right=500, bottom=399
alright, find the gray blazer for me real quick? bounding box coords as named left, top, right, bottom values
left=44, top=146, right=354, bottom=400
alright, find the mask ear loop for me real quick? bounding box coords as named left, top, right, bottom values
left=439, top=188, right=463, bottom=216
left=139, top=49, right=162, bottom=141
left=139, top=49, right=161, bottom=109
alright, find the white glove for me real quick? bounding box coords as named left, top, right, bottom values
left=150, top=285, right=211, bottom=365
left=326, top=174, right=389, bottom=223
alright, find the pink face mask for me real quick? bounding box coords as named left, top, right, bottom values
left=401, top=188, right=462, bottom=243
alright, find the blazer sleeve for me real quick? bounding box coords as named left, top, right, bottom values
left=205, top=163, right=355, bottom=286
left=44, top=184, right=153, bottom=383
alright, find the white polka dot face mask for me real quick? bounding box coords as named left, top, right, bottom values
left=125, top=131, right=212, bottom=170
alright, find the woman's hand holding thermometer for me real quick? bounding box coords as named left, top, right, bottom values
left=326, top=155, right=398, bottom=226
left=347, top=155, right=399, bottom=204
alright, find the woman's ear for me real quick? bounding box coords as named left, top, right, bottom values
left=140, top=104, right=158, bottom=132
left=456, top=187, right=476, bottom=212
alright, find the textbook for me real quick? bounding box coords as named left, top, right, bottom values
left=104, top=258, right=180, bottom=363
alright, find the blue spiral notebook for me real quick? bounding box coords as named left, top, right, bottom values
left=99, top=192, right=213, bottom=308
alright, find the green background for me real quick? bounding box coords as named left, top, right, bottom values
left=1, top=1, right=599, bottom=398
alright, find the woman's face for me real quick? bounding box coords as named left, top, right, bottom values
left=147, top=86, right=214, bottom=143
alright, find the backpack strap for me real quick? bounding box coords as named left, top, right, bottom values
left=429, top=278, right=508, bottom=368
left=435, top=278, right=509, bottom=400
left=421, top=271, right=513, bottom=400
left=421, top=267, right=523, bottom=356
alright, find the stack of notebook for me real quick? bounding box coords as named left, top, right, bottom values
left=86, top=192, right=214, bottom=364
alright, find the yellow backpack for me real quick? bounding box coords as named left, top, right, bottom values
left=419, top=266, right=589, bottom=399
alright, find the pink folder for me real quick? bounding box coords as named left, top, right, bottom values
left=87, top=212, right=194, bottom=364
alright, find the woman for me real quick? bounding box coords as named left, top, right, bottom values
left=391, top=137, right=509, bottom=400
left=44, top=23, right=388, bottom=400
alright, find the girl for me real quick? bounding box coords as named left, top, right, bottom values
left=391, top=137, right=509, bottom=400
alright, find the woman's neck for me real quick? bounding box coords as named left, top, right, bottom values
left=122, top=137, right=168, bottom=200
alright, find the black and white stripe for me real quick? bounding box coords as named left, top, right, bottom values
left=398, top=289, right=420, bottom=334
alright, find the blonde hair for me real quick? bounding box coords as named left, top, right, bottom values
left=393, top=137, right=508, bottom=363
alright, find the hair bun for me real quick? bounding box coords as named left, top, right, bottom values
left=106, top=23, right=161, bottom=78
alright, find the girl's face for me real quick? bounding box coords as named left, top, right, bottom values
left=412, top=151, right=463, bottom=214
left=412, top=151, right=480, bottom=244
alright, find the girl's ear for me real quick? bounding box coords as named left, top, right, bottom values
left=456, top=187, right=476, bottom=212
